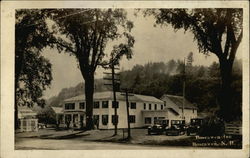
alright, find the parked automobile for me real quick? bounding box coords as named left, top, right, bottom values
left=38, top=123, right=46, bottom=129
left=148, top=124, right=165, bottom=135
left=165, top=125, right=183, bottom=136
left=198, top=116, right=225, bottom=136
left=165, top=119, right=186, bottom=136
left=148, top=119, right=169, bottom=135
left=186, top=118, right=204, bottom=136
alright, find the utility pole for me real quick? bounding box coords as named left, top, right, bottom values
left=121, top=88, right=133, bottom=140
left=182, top=58, right=186, bottom=120
left=103, top=55, right=120, bottom=136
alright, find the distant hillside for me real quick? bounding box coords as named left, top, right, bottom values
left=46, top=60, right=182, bottom=107
left=47, top=79, right=111, bottom=107
left=46, top=59, right=242, bottom=118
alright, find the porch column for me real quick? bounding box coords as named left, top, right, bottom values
left=71, top=113, right=73, bottom=127
left=56, top=114, right=58, bottom=124
left=78, top=114, right=80, bottom=128
left=20, top=119, right=23, bottom=132
left=63, top=114, right=65, bottom=124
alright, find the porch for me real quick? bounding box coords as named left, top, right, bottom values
left=56, top=111, right=85, bottom=129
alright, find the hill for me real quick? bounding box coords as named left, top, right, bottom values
left=46, top=79, right=111, bottom=107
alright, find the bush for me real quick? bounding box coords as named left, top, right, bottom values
left=198, top=116, right=225, bottom=136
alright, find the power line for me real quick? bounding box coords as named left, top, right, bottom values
left=17, top=9, right=93, bottom=29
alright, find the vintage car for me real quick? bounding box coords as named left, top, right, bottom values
left=147, top=119, right=169, bottom=135
left=165, top=120, right=186, bottom=136
left=186, top=118, right=204, bottom=136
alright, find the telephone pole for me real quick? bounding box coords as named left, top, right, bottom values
left=182, top=58, right=186, bottom=120
left=103, top=55, right=120, bottom=136
left=121, top=88, right=133, bottom=140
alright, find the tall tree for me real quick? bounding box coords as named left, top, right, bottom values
left=50, top=9, right=134, bottom=129
left=145, top=9, right=243, bottom=121
left=15, top=9, right=54, bottom=129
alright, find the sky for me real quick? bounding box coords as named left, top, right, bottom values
left=42, top=9, right=242, bottom=99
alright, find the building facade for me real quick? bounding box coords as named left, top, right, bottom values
left=160, top=94, right=198, bottom=124
left=56, top=91, right=198, bottom=129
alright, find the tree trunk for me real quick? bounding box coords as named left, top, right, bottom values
left=84, top=74, right=95, bottom=130
left=218, top=58, right=234, bottom=122
left=15, top=78, right=18, bottom=130
left=15, top=58, right=22, bottom=130
left=15, top=95, right=19, bottom=130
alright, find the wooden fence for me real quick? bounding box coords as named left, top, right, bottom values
left=225, top=123, right=242, bottom=136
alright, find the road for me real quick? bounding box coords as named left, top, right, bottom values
left=15, top=138, right=192, bottom=150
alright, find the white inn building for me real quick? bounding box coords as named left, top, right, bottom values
left=54, top=91, right=197, bottom=129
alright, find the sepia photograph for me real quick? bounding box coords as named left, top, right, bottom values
left=1, top=1, right=249, bottom=158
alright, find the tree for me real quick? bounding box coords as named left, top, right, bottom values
left=145, top=9, right=243, bottom=121
left=15, top=9, right=54, bottom=129
left=50, top=9, right=134, bottom=129
left=37, top=105, right=56, bottom=126
left=208, top=62, right=220, bottom=78
left=186, top=52, right=194, bottom=67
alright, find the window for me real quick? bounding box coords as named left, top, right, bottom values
left=149, top=104, right=152, bottom=110
left=155, top=104, right=157, bottom=110
left=129, top=115, right=136, bottom=123
left=164, top=101, right=166, bottom=107
left=144, top=103, right=146, bottom=110
left=130, top=102, right=136, bottom=109
left=193, top=109, right=195, bottom=113
left=102, top=101, right=109, bottom=108
left=112, top=115, right=119, bottom=124
left=112, top=101, right=119, bottom=108
left=93, top=101, right=100, bottom=108
left=79, top=102, right=85, bottom=109
left=102, top=115, right=108, bottom=125
left=65, top=103, right=75, bottom=110
left=161, top=104, right=163, bottom=110
left=145, top=117, right=151, bottom=124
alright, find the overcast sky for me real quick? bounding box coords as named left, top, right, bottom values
left=42, top=9, right=242, bottom=99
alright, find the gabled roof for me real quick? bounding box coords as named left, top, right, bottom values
left=167, top=108, right=179, bottom=116
left=18, top=106, right=37, bottom=119
left=161, top=94, right=197, bottom=109
left=64, top=91, right=163, bottom=104
left=134, top=94, right=163, bottom=104
left=51, top=107, right=63, bottom=114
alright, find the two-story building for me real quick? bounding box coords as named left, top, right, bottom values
left=56, top=91, right=198, bottom=129
left=57, top=91, right=166, bottom=129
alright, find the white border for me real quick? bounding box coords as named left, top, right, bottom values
left=1, top=1, right=249, bottom=158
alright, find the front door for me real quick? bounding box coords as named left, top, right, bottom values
left=80, top=114, right=84, bottom=128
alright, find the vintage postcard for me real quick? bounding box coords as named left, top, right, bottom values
left=1, top=1, right=249, bottom=158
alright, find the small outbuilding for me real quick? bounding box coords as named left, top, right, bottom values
left=18, top=106, right=38, bottom=132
